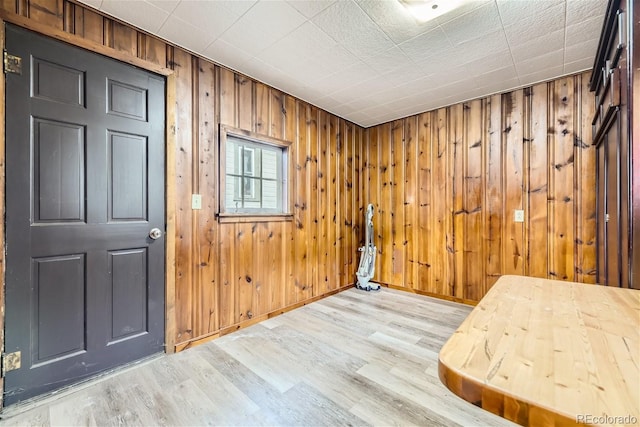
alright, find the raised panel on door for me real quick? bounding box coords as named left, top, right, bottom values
left=33, top=119, right=85, bottom=222
left=32, top=254, right=86, bottom=365
left=108, top=248, right=148, bottom=344
left=4, top=24, right=166, bottom=405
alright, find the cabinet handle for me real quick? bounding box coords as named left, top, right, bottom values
left=617, top=10, right=625, bottom=49
left=605, top=213, right=610, bottom=223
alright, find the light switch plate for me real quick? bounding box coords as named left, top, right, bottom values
left=514, top=209, right=525, bottom=223
left=192, top=194, right=202, bottom=210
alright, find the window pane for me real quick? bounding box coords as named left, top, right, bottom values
left=262, top=180, right=278, bottom=209
left=221, top=128, right=289, bottom=215
left=227, top=139, right=240, bottom=174
left=225, top=176, right=241, bottom=212
left=262, top=149, right=278, bottom=180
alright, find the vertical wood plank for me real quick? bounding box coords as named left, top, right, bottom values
left=329, top=115, right=339, bottom=289
left=576, top=74, right=597, bottom=283
left=0, top=19, right=6, bottom=405
left=379, top=123, right=393, bottom=284
left=143, top=36, right=166, bottom=67
left=255, top=83, right=269, bottom=135
left=317, top=110, right=329, bottom=293
left=236, top=223, right=254, bottom=322
left=218, top=223, right=235, bottom=328
left=528, top=83, right=549, bottom=279
left=196, top=59, right=218, bottom=335
left=237, top=74, right=253, bottom=131
left=342, top=121, right=353, bottom=285
left=450, top=104, right=464, bottom=299
left=284, top=95, right=297, bottom=305
left=27, top=0, right=63, bottom=29
left=417, top=112, right=432, bottom=291
left=550, top=77, right=576, bottom=281
left=485, top=94, right=503, bottom=290
left=172, top=48, right=194, bottom=344
left=368, top=126, right=382, bottom=284
left=111, top=20, right=136, bottom=56
left=404, top=117, right=418, bottom=290
left=0, top=0, right=17, bottom=14
left=308, top=106, right=320, bottom=297
left=502, top=91, right=525, bottom=276
left=432, top=108, right=450, bottom=295
left=463, top=100, right=484, bottom=300
left=390, top=120, right=405, bottom=286
left=74, top=6, right=103, bottom=45
left=218, top=68, right=236, bottom=127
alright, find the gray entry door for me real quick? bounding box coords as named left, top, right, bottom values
left=4, top=25, right=166, bottom=405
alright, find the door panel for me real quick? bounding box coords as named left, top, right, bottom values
left=4, top=25, right=166, bottom=405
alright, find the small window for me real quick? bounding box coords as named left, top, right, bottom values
left=219, top=125, right=292, bottom=220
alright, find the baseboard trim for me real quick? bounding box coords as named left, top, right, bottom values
left=174, top=283, right=355, bottom=352
left=377, top=282, right=479, bottom=306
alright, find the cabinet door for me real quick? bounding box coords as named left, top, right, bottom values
left=594, top=108, right=621, bottom=286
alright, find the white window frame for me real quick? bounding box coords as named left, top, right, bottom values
left=219, top=125, right=293, bottom=222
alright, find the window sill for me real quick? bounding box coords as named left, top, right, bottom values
left=217, top=213, right=293, bottom=224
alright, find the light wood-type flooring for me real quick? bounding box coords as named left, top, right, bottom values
left=0, top=287, right=515, bottom=426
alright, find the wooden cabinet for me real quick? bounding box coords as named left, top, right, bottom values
left=591, top=0, right=638, bottom=288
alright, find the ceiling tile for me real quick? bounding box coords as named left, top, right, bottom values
left=565, top=38, right=599, bottom=64
left=477, top=76, right=520, bottom=95
left=157, top=15, right=216, bottom=53
left=362, top=46, right=413, bottom=74
left=515, top=49, right=564, bottom=76
left=77, top=0, right=102, bottom=9
left=497, top=0, right=564, bottom=26
left=435, top=0, right=492, bottom=25
left=454, top=30, right=509, bottom=63
left=398, top=27, right=452, bottom=63
left=462, top=50, right=513, bottom=76
left=519, top=65, right=565, bottom=86
left=202, top=39, right=252, bottom=71
left=172, top=1, right=254, bottom=41
left=357, top=0, right=440, bottom=44
left=100, top=1, right=169, bottom=33
left=565, top=15, right=605, bottom=47
left=219, top=1, right=306, bottom=56
left=502, top=4, right=565, bottom=46
left=82, top=0, right=604, bottom=128
left=311, top=60, right=378, bottom=94
left=564, top=57, right=594, bottom=74
left=566, top=0, right=608, bottom=26
left=475, top=65, right=518, bottom=88
left=440, top=2, right=502, bottom=46
left=510, top=29, right=564, bottom=63
left=147, top=0, right=179, bottom=13
left=287, top=0, right=335, bottom=18
left=312, top=0, right=395, bottom=58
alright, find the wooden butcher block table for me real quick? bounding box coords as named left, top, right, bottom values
left=439, top=275, right=639, bottom=426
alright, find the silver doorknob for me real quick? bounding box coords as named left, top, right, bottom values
left=149, top=228, right=162, bottom=240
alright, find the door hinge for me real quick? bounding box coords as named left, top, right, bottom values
left=1, top=351, right=21, bottom=377
left=3, top=51, right=22, bottom=75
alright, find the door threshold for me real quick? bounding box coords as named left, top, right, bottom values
left=0, top=353, right=164, bottom=417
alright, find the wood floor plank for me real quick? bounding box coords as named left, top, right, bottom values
left=0, top=288, right=515, bottom=427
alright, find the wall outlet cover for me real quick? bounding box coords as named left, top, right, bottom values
left=192, top=194, right=202, bottom=210
left=514, top=209, right=525, bottom=223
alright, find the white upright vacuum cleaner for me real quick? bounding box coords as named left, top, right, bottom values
left=356, top=203, right=380, bottom=291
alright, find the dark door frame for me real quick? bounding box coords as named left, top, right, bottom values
left=0, top=15, right=178, bottom=408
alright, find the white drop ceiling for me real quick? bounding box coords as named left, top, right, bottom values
left=78, top=0, right=607, bottom=127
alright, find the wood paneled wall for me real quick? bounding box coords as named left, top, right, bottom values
left=1, top=0, right=599, bottom=351
left=0, top=0, right=363, bottom=350
left=364, top=74, right=597, bottom=302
